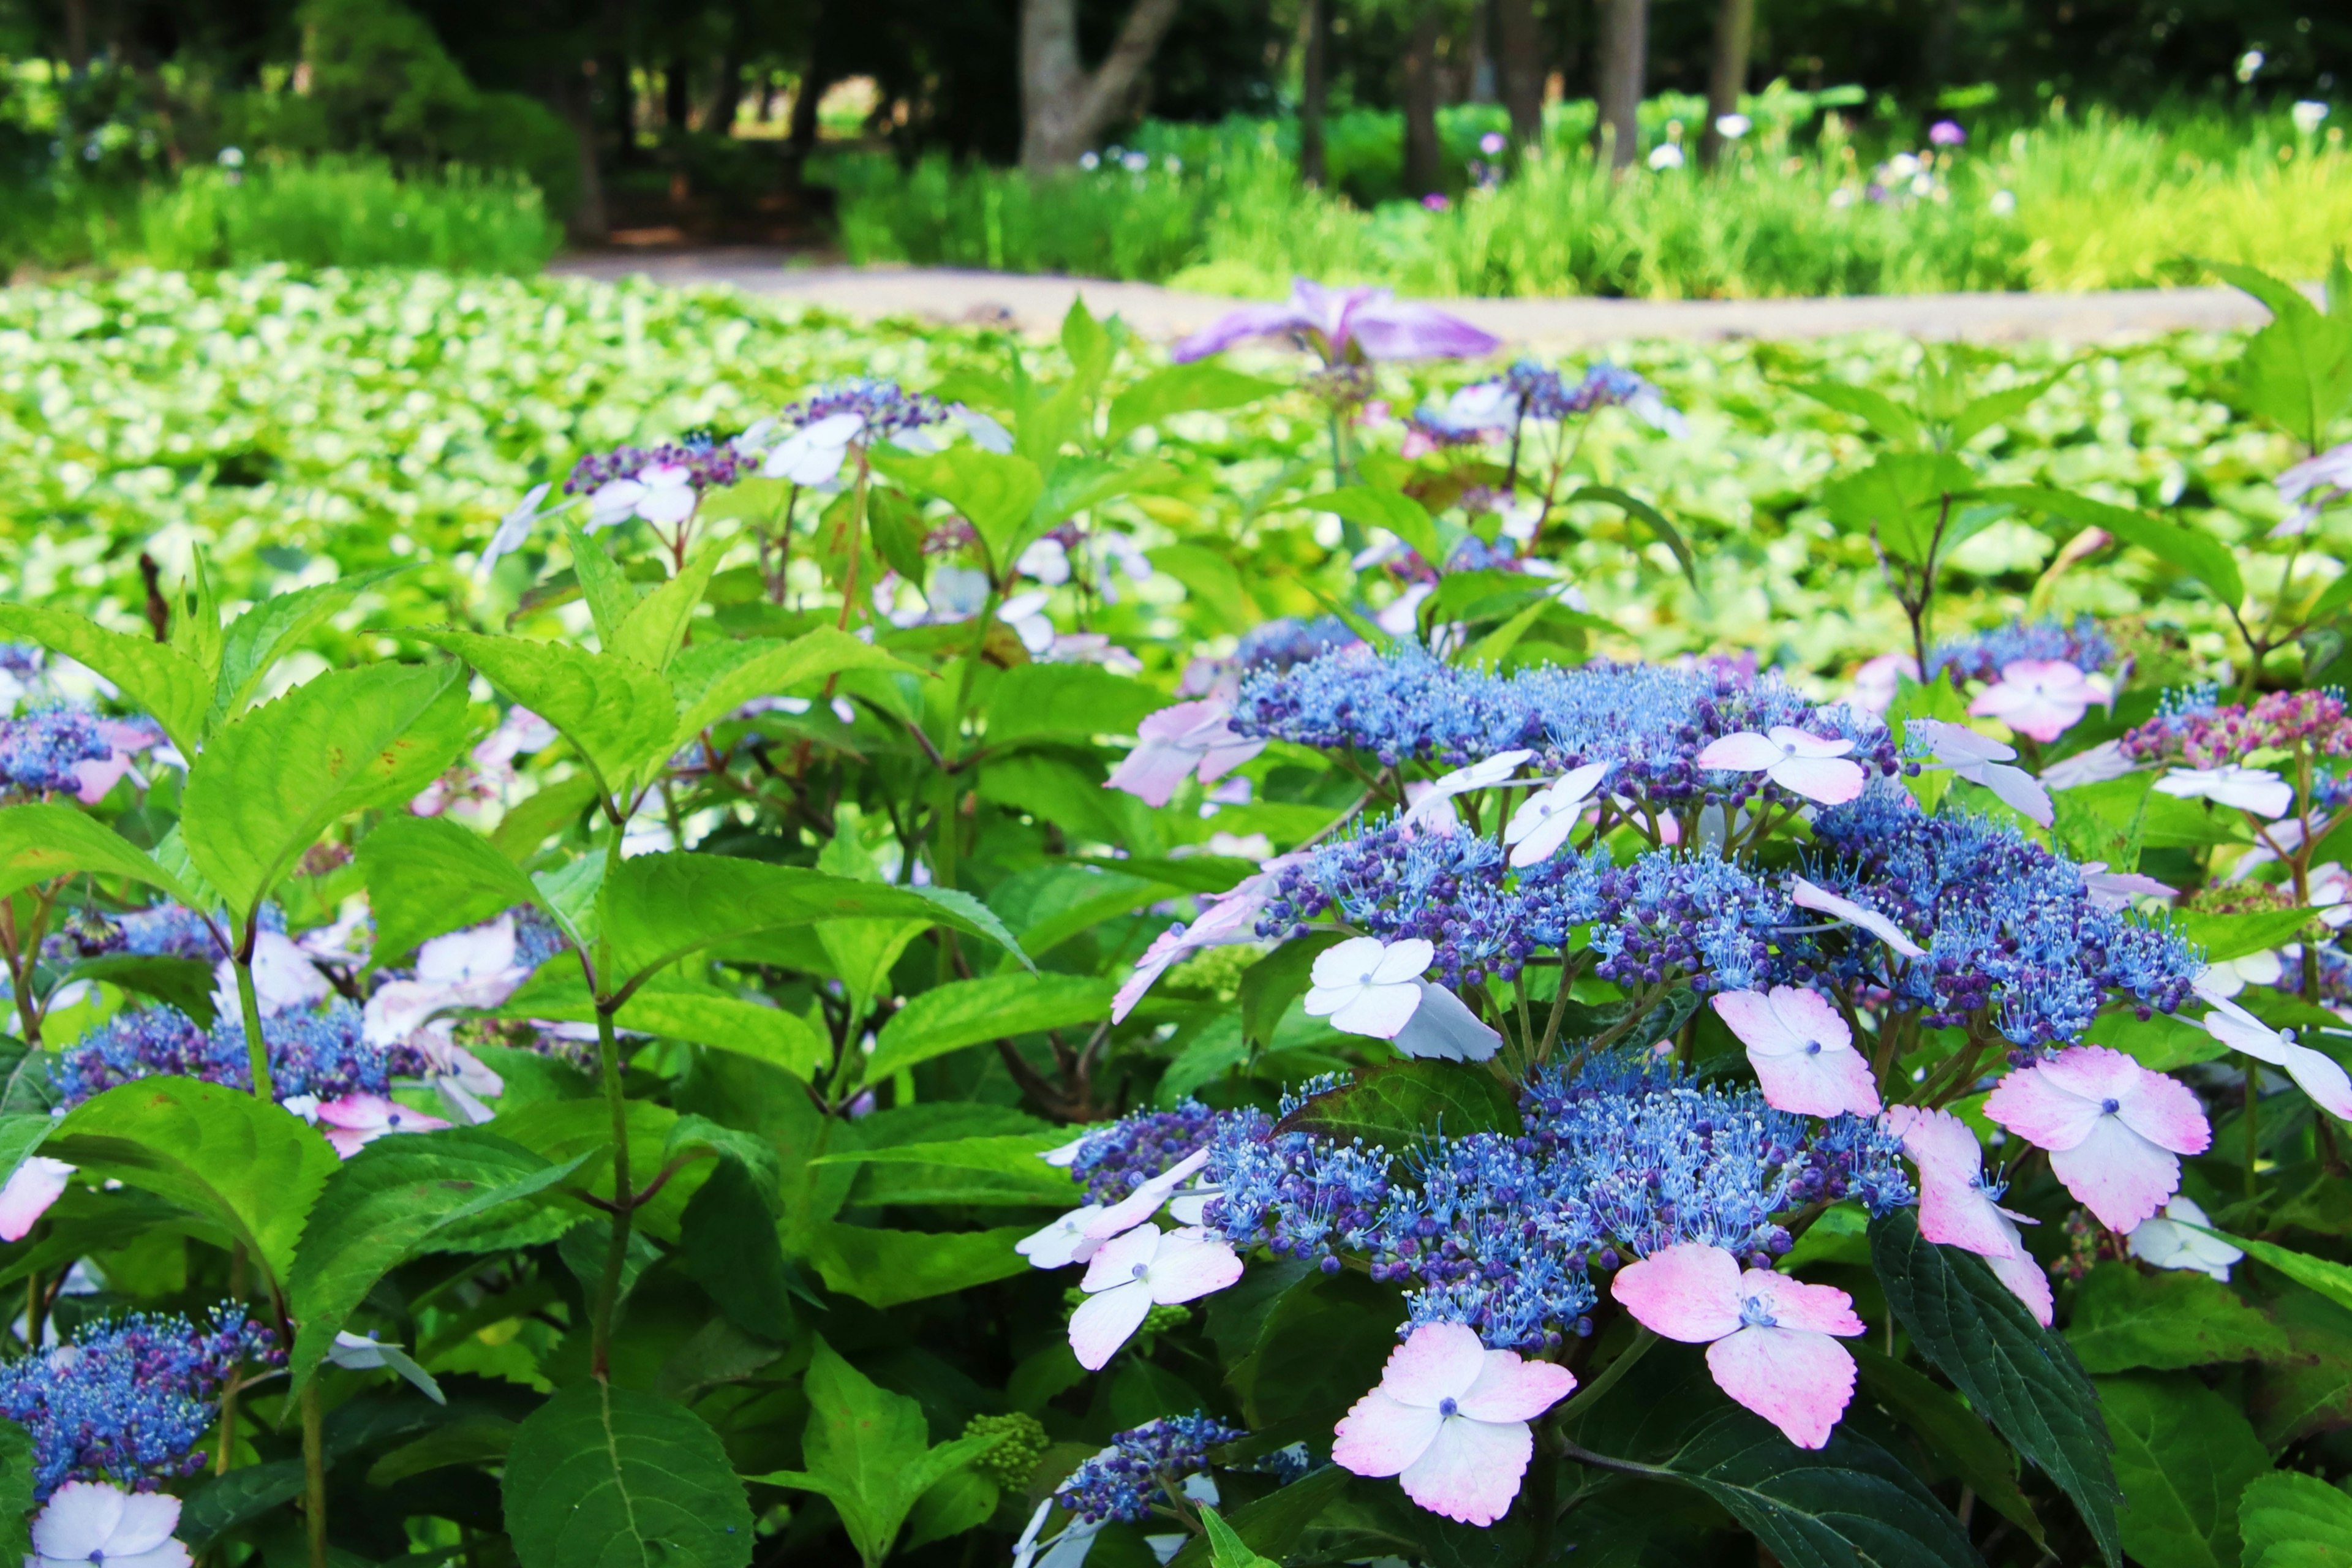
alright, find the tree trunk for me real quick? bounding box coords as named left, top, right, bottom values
left=1698, top=0, right=1753, bottom=165
left=1591, top=0, right=1646, bottom=170
left=1495, top=0, right=1544, bottom=146
left=702, top=53, right=744, bottom=134
left=1019, top=0, right=1186, bottom=173
left=664, top=57, right=691, bottom=129
left=63, top=0, right=89, bottom=75
left=1401, top=4, right=1443, bottom=197
left=1919, top=0, right=1962, bottom=89
left=562, top=63, right=611, bottom=243
left=1299, top=0, right=1330, bottom=186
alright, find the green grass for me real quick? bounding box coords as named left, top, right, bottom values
left=821, top=98, right=2352, bottom=300
left=2, top=156, right=564, bottom=277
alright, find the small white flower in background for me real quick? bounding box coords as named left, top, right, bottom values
left=1885, top=153, right=1922, bottom=179
left=1305, top=937, right=1436, bottom=1037
left=327, top=1330, right=446, bottom=1403
left=2237, top=49, right=2264, bottom=83
left=2201, top=992, right=2352, bottom=1121
left=1000, top=590, right=1058, bottom=654
left=1079, top=151, right=1100, bottom=171
left=588, top=463, right=695, bottom=529
left=1907, top=719, right=2052, bottom=826
left=1401, top=748, right=1534, bottom=827
left=29, top=1482, right=190, bottom=1568
left=1647, top=143, right=1685, bottom=171
left=1504, top=760, right=1611, bottom=867
left=762, top=412, right=865, bottom=487
left=2127, top=1196, right=2242, bottom=1282
left=2079, top=861, right=2174, bottom=911
left=216, top=146, right=244, bottom=169
left=1988, top=189, right=2018, bottom=216
left=2154, top=764, right=2294, bottom=818
left=949, top=403, right=1014, bottom=453
left=1017, top=537, right=1072, bottom=585
left=2294, top=101, right=2331, bottom=135
left=1122, top=151, right=1150, bottom=173
left=1714, top=113, right=1752, bottom=140
left=480, top=481, right=573, bottom=578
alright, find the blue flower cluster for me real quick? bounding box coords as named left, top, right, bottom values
left=1167, top=1053, right=1911, bottom=1354
left=1230, top=644, right=1898, bottom=804
left=1066, top=1102, right=1218, bottom=1205
left=110, top=902, right=236, bottom=962
left=1234, top=616, right=1360, bottom=673
left=1058, top=1412, right=1245, bottom=1525
left=1505, top=360, right=1675, bottom=424
left=0, top=1306, right=279, bottom=1501
left=783, top=377, right=946, bottom=443
left=53, top=1001, right=422, bottom=1107
left=0, top=704, right=110, bottom=794
left=1927, top=615, right=2115, bottom=684
left=1806, top=792, right=2203, bottom=1047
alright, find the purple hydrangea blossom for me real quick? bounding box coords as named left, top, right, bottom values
left=52, top=1001, right=424, bottom=1107
left=1068, top=1102, right=1219, bottom=1205
left=564, top=437, right=748, bottom=498
left=1058, top=1413, right=1246, bottom=1524
left=0, top=1306, right=279, bottom=1500
left=0, top=705, right=111, bottom=794
left=780, top=379, right=947, bottom=445
left=1926, top=616, right=2114, bottom=685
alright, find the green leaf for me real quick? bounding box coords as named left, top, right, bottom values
left=872, top=447, right=1047, bottom=574
left=748, top=1336, right=1005, bottom=1568
left=1986, top=486, right=2247, bottom=610
left=2066, top=1262, right=2291, bottom=1373
left=176, top=1459, right=308, bottom=1553
left=1851, top=1342, right=2041, bottom=1544
left=2238, top=311, right=2352, bottom=449
left=1792, top=379, right=1924, bottom=447
left=611, top=548, right=724, bottom=673
left=0, top=1419, right=31, bottom=1566
left=983, top=663, right=1165, bottom=745
left=668, top=630, right=918, bottom=744
left=1239, top=933, right=1344, bottom=1050
left=1147, top=543, right=1256, bottom=627
left=211, top=567, right=404, bottom=725
left=0, top=605, right=211, bottom=757
left=816, top=1132, right=1076, bottom=1207
left=182, top=660, right=471, bottom=916
left=600, top=852, right=1025, bottom=994
left=1295, top=486, right=1442, bottom=564
left=2241, top=1471, right=2352, bottom=1568
left=1109, top=363, right=1282, bottom=441
left=1276, top=1060, right=1523, bottom=1148
left=2193, top=1224, right=2352, bottom=1316
left=991, top=864, right=1174, bottom=959
left=1653, top=1410, right=1981, bottom=1568
left=865, top=973, right=1120, bottom=1080
left=810, top=1221, right=1035, bottom=1308
left=2098, top=1372, right=2271, bottom=1568
left=567, top=521, right=640, bottom=648
left=1822, top=453, right=1978, bottom=565
left=498, top=972, right=829, bottom=1079
left=682, top=1158, right=795, bottom=1340
left=64, top=954, right=217, bottom=1025
left=356, top=814, right=545, bottom=966
left=45, top=1077, right=341, bottom=1286
left=903, top=1470, right=998, bottom=1555
left=410, top=630, right=674, bottom=798
left=2205, top=260, right=2318, bottom=323
left=1950, top=366, right=2073, bottom=448
left=502, top=1379, right=753, bottom=1568
left=1199, top=1505, right=1280, bottom=1568
left=1163, top=1469, right=1350, bottom=1567
left=287, top=1127, right=590, bottom=1390
left=2174, top=907, right=2321, bottom=962
left=1560, top=483, right=1701, bottom=589
left=1870, top=1206, right=2120, bottom=1566
left=0, top=803, right=194, bottom=905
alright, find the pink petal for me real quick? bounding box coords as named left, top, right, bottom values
left=1105, top=740, right=1205, bottom=807
left=1079, top=1223, right=1163, bottom=1291
left=1983, top=1060, right=2103, bottom=1154
left=2113, top=1065, right=2211, bottom=1156
left=1144, top=1228, right=1244, bottom=1304
left=1374, top=1321, right=1491, bottom=1408
left=1196, top=736, right=1267, bottom=787
left=1918, top=1178, right=2024, bottom=1261
left=1396, top=1414, right=1534, bottom=1526
left=1749, top=1037, right=1881, bottom=1118
left=1986, top=1240, right=2055, bottom=1326
left=1883, top=1105, right=1983, bottom=1188
left=1711, top=989, right=1818, bottom=1058
left=1977, top=763, right=2055, bottom=826
left=1332, top=1389, right=1444, bottom=1477
left=1744, top=1270, right=1864, bottom=1337
left=1694, top=732, right=1786, bottom=772
left=324, top=1127, right=373, bottom=1159
left=1706, top=1327, right=1856, bottom=1449
left=1766, top=728, right=1856, bottom=760
left=1112, top=932, right=1185, bottom=1024
left=1789, top=878, right=1926, bottom=958
left=71, top=753, right=135, bottom=805
left=1453, top=1351, right=1577, bottom=1423
left=1390, top=981, right=1502, bottom=1062
left=1768, top=755, right=1868, bottom=805
left=0, top=1156, right=72, bottom=1242
left=1171, top=303, right=1317, bottom=363
left=1069, top=1280, right=1155, bottom=1370
left=2049, top=1117, right=2180, bottom=1231
left=1610, top=1243, right=1743, bottom=1343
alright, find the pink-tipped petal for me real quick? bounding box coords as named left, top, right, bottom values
left=1396, top=1413, right=1534, bottom=1526
left=1374, top=1321, right=1490, bottom=1408
left=1069, top=1281, right=1156, bottom=1370
left=1789, top=878, right=1927, bottom=958
left=1919, top=1180, right=2024, bottom=1261
left=1743, top=1272, right=1864, bottom=1337
left=1983, top=1061, right=2105, bottom=1153
left=1752, top=1039, right=1881, bottom=1118
left=1695, top=733, right=1785, bottom=772
left=1986, top=1243, right=2056, bottom=1327
left=0, top=1156, right=71, bottom=1242
left=2113, top=1065, right=2212, bottom=1156
left=1884, top=1105, right=1983, bottom=1187
left=1769, top=755, right=1869, bottom=805
left=2048, top=1117, right=2180, bottom=1232
left=1145, top=1229, right=1245, bottom=1304
left=1453, top=1351, right=1577, bottom=1423
left=1079, top=1223, right=1163, bottom=1292
left=1706, top=1327, right=1857, bottom=1449
left=1610, top=1243, right=1744, bottom=1343
left=1332, top=1389, right=1445, bottom=1477
left=1112, top=933, right=1185, bottom=1024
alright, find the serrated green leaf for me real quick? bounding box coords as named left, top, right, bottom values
left=1851, top=1342, right=2041, bottom=1544
left=181, top=660, right=471, bottom=916
left=2193, top=1223, right=2352, bottom=1316
left=566, top=522, right=639, bottom=648
left=0, top=606, right=211, bottom=758
left=411, top=630, right=674, bottom=799
left=1871, top=1206, right=2120, bottom=1566
left=64, top=954, right=217, bottom=1024
left=1164, top=1470, right=1350, bottom=1568
left=211, top=567, right=404, bottom=724
left=809, top=1221, right=1034, bottom=1308
left=176, top=1458, right=307, bottom=1553
left=611, top=547, right=723, bottom=673
left=865, top=973, right=1120, bottom=1081
left=816, top=1132, right=1076, bottom=1207
left=1950, top=366, right=2073, bottom=448
left=1792, top=379, right=1925, bottom=447
left=1822, top=453, right=1978, bottom=565
left=683, top=1158, right=794, bottom=1340
left=502, top=971, right=829, bottom=1078
left=0, top=803, right=194, bottom=905
left=356, top=813, right=545, bottom=967
left=2066, top=1262, right=2291, bottom=1372
left=1276, top=1059, right=1523, bottom=1148
left=2098, top=1371, right=2270, bottom=1568
left=2241, top=1471, right=2352, bottom=1568
left=503, top=1379, right=752, bottom=1568
left=1986, top=486, right=2246, bottom=610
left=1198, top=1505, right=1281, bottom=1568
left=45, top=1077, right=340, bottom=1287
left=872, top=447, right=1046, bottom=575
left=1109, top=363, right=1281, bottom=442
left=668, top=630, right=919, bottom=744
left=287, top=1127, right=590, bottom=1390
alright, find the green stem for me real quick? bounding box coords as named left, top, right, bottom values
left=300, top=1381, right=327, bottom=1568
left=233, top=919, right=273, bottom=1102
left=587, top=808, right=633, bottom=1381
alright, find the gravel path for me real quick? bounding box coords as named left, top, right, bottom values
left=548, top=247, right=2274, bottom=345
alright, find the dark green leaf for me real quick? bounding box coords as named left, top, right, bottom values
left=2098, top=1372, right=2270, bottom=1568
left=683, top=1158, right=794, bottom=1340
left=1276, top=1060, right=1524, bottom=1149
left=176, top=1458, right=307, bottom=1552
left=1822, top=454, right=1978, bottom=565
left=1871, top=1206, right=2120, bottom=1566
left=871, top=447, right=1047, bottom=573
left=1165, top=1468, right=1349, bottom=1568
left=1240, top=934, right=1344, bottom=1050
left=1851, top=1343, right=2040, bottom=1543
left=984, top=664, right=1164, bottom=745
left=2065, top=1262, right=2291, bottom=1372
left=503, top=1380, right=753, bottom=1568
left=64, top=954, right=216, bottom=1024
left=0, top=1419, right=29, bottom=1564
left=866, top=973, right=1119, bottom=1081
left=810, top=1221, right=1035, bottom=1308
